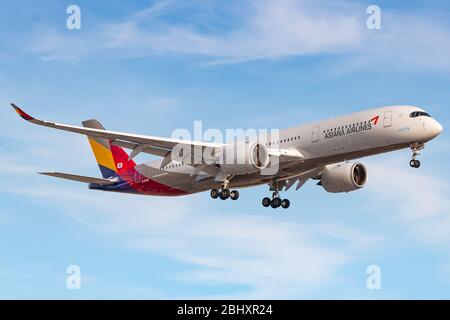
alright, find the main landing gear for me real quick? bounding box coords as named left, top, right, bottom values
left=262, top=194, right=290, bottom=209
left=262, top=197, right=291, bottom=209
left=409, top=143, right=424, bottom=169
left=262, top=182, right=290, bottom=209
left=210, top=178, right=239, bottom=201
left=210, top=188, right=240, bottom=200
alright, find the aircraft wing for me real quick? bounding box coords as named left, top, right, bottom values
left=268, top=147, right=304, bottom=162
left=11, top=104, right=224, bottom=162
left=39, top=172, right=117, bottom=185
left=277, top=166, right=325, bottom=191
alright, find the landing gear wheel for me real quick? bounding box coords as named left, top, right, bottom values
left=230, top=190, right=239, bottom=200
left=219, top=189, right=230, bottom=200
left=210, top=189, right=220, bottom=199
left=409, top=159, right=421, bottom=168
left=271, top=198, right=282, bottom=208
left=281, top=199, right=290, bottom=209
left=409, top=143, right=424, bottom=169
left=262, top=197, right=271, bottom=207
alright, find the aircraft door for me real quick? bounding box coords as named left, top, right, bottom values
left=383, top=111, right=393, bottom=128
left=312, top=125, right=320, bottom=143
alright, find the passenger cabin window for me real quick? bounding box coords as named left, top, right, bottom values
left=410, top=111, right=431, bottom=118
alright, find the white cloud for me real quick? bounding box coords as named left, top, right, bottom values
left=353, top=13, right=450, bottom=72
left=367, top=156, right=450, bottom=246
left=126, top=0, right=175, bottom=22
left=29, top=0, right=363, bottom=62
left=101, top=0, right=362, bottom=61
left=24, top=0, right=450, bottom=72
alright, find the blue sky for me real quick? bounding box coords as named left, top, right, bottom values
left=0, top=0, right=450, bottom=299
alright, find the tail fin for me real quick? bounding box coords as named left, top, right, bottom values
left=82, top=119, right=136, bottom=179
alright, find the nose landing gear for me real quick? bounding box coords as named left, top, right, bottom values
left=409, top=159, right=421, bottom=168
left=410, top=143, right=424, bottom=168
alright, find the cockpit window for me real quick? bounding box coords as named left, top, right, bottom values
left=409, top=111, right=431, bottom=118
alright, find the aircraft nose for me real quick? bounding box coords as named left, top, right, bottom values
left=431, top=119, right=443, bottom=137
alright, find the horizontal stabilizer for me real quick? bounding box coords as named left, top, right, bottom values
left=39, top=172, right=117, bottom=185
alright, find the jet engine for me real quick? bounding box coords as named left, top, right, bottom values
left=219, top=142, right=271, bottom=175
left=319, top=162, right=367, bottom=193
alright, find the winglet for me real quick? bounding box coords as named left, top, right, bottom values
left=11, top=103, right=35, bottom=121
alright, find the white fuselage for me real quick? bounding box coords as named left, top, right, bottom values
left=140, top=105, right=443, bottom=193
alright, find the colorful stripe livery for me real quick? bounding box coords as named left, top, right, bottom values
left=82, top=119, right=187, bottom=196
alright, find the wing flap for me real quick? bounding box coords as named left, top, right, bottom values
left=275, top=166, right=325, bottom=191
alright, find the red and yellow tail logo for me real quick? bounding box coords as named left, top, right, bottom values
left=82, top=119, right=136, bottom=179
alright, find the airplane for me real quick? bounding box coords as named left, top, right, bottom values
left=11, top=103, right=443, bottom=209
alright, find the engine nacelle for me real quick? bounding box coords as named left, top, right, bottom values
left=219, top=142, right=270, bottom=175
left=320, top=162, right=367, bottom=193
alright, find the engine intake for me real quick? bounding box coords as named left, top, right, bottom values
left=320, top=162, right=367, bottom=193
